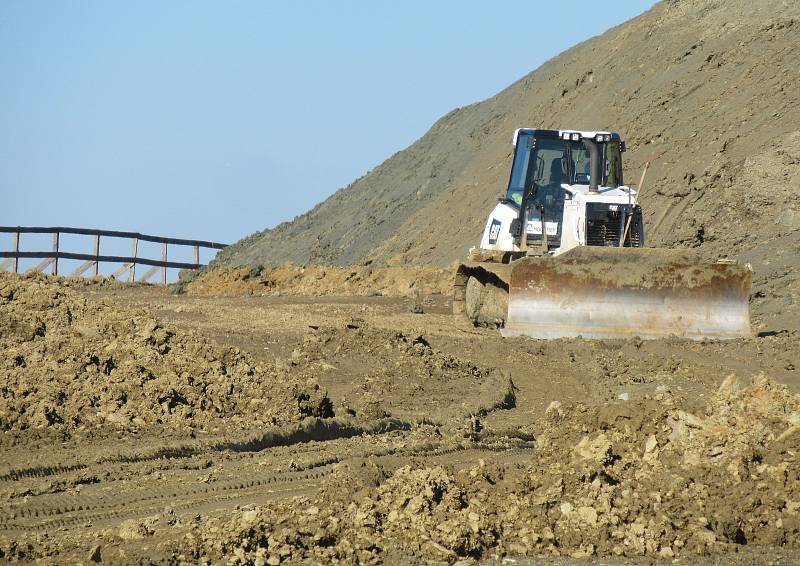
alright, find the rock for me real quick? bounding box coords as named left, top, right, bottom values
left=675, top=410, right=704, bottom=429
left=572, top=433, right=614, bottom=465
left=241, top=509, right=260, bottom=524
left=118, top=519, right=152, bottom=540
left=570, top=544, right=595, bottom=558
left=545, top=400, right=562, bottom=416
left=693, top=529, right=717, bottom=545
left=290, top=348, right=303, bottom=364
left=643, top=434, right=660, bottom=462
left=577, top=506, right=598, bottom=525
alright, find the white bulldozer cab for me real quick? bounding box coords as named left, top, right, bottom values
left=478, top=128, right=644, bottom=255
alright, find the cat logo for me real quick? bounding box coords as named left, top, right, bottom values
left=488, top=219, right=502, bottom=244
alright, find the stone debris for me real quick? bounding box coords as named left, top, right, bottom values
left=181, top=375, right=800, bottom=563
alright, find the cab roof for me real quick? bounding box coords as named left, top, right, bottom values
left=512, top=128, right=622, bottom=146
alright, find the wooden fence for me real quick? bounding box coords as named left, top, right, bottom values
left=0, top=226, right=227, bottom=284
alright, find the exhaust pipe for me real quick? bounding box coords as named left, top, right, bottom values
left=583, top=139, right=601, bottom=193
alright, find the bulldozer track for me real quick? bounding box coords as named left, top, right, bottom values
left=0, top=468, right=331, bottom=533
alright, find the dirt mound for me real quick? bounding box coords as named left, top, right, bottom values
left=0, top=273, right=331, bottom=434
left=182, top=375, right=799, bottom=562
left=181, top=263, right=452, bottom=298
left=289, top=322, right=514, bottom=423
left=217, top=0, right=799, bottom=269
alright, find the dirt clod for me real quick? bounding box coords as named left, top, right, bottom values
left=0, top=273, right=330, bottom=434
left=183, top=376, right=799, bottom=563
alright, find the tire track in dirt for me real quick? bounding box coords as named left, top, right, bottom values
left=0, top=369, right=526, bottom=536
left=0, top=417, right=412, bottom=482
left=0, top=429, right=534, bottom=535
left=0, top=470, right=328, bottom=532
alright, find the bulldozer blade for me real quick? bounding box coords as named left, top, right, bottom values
left=502, top=247, right=752, bottom=340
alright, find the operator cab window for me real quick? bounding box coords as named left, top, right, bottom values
left=526, top=138, right=568, bottom=224
left=506, top=134, right=571, bottom=211
left=569, top=144, right=592, bottom=185
left=506, top=134, right=533, bottom=206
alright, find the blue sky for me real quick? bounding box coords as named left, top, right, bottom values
left=0, top=1, right=655, bottom=274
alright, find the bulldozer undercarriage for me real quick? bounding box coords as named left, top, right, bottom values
left=456, top=266, right=510, bottom=328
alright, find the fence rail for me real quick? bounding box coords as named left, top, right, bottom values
left=0, top=226, right=228, bottom=284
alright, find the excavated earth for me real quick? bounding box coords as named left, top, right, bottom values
left=0, top=271, right=798, bottom=564
left=2, top=4, right=799, bottom=562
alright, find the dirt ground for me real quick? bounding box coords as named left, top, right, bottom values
left=1, top=272, right=798, bottom=564
left=180, top=263, right=453, bottom=298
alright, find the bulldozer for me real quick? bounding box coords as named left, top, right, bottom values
left=453, top=128, right=752, bottom=340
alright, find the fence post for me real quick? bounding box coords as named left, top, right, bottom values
left=161, top=242, right=168, bottom=284
left=93, top=234, right=100, bottom=276
left=130, top=238, right=138, bottom=282
left=52, top=232, right=60, bottom=275
left=13, top=229, right=19, bottom=273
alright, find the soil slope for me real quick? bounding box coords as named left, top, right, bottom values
left=217, top=0, right=799, bottom=312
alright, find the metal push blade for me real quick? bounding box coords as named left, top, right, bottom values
left=502, top=247, right=752, bottom=340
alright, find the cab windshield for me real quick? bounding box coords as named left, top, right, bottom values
left=505, top=133, right=623, bottom=205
